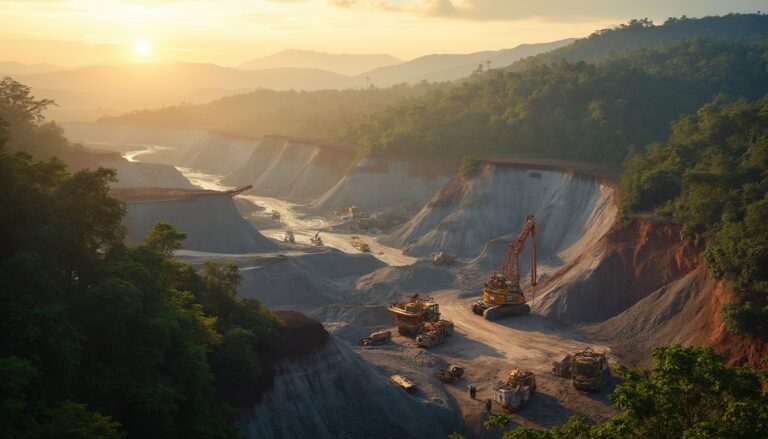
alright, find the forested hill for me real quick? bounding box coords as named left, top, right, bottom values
left=338, top=37, right=768, bottom=163
left=509, top=14, right=768, bottom=70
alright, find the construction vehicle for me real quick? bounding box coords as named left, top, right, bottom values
left=360, top=330, right=391, bottom=346
left=351, top=235, right=370, bottom=252
left=283, top=231, right=295, bottom=243
left=436, top=364, right=465, bottom=382
left=225, top=184, right=252, bottom=197
left=552, top=347, right=609, bottom=391
left=431, top=251, right=456, bottom=266
left=492, top=368, right=536, bottom=411
left=310, top=231, right=323, bottom=246
left=415, top=320, right=454, bottom=348
left=348, top=206, right=369, bottom=219
left=390, top=375, right=416, bottom=392
left=270, top=210, right=281, bottom=222
left=387, top=295, right=446, bottom=336
left=472, top=214, right=537, bottom=320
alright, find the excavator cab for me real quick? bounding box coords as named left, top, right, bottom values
left=472, top=215, right=537, bottom=321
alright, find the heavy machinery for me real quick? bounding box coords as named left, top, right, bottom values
left=431, top=251, right=456, bottom=266
left=283, top=231, right=295, bottom=243
left=270, top=210, right=281, bottom=222
left=390, top=375, right=416, bottom=392
left=351, top=235, right=370, bottom=252
left=492, top=368, right=536, bottom=411
left=472, top=214, right=537, bottom=320
left=360, top=330, right=391, bottom=346
left=435, top=364, right=465, bottom=382
left=310, top=231, right=323, bottom=246
left=552, top=347, right=609, bottom=391
left=415, top=320, right=454, bottom=348
left=387, top=295, right=446, bottom=336
left=225, top=185, right=253, bottom=197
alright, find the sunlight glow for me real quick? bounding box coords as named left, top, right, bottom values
left=134, top=39, right=152, bottom=57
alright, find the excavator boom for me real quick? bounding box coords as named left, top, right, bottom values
left=500, top=214, right=537, bottom=289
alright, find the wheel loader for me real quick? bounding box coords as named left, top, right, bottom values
left=472, top=215, right=537, bottom=320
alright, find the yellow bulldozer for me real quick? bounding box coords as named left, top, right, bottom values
left=472, top=215, right=538, bottom=320
left=387, top=294, right=443, bottom=336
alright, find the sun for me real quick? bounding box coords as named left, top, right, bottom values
left=133, top=39, right=152, bottom=58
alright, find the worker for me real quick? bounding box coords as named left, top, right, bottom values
left=485, top=399, right=492, bottom=414
left=469, top=385, right=477, bottom=399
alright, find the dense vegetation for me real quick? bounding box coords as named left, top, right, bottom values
left=509, top=14, right=768, bottom=71
left=339, top=37, right=768, bottom=162
left=101, top=82, right=444, bottom=141
left=620, top=96, right=768, bottom=337
left=0, top=81, right=282, bottom=438
left=471, top=345, right=768, bottom=439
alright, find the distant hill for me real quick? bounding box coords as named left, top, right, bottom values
left=357, top=39, right=575, bottom=86
left=508, top=14, right=768, bottom=70
left=0, top=61, right=62, bottom=76
left=14, top=62, right=354, bottom=122
left=239, top=49, right=401, bottom=76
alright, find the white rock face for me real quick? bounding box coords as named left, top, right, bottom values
left=123, top=194, right=278, bottom=253
left=312, top=157, right=452, bottom=212
left=239, top=338, right=456, bottom=439
left=388, top=164, right=616, bottom=265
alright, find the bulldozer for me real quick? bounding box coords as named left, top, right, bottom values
left=472, top=215, right=538, bottom=320
left=552, top=347, right=609, bottom=391
left=387, top=295, right=446, bottom=336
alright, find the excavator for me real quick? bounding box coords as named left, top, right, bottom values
left=471, top=214, right=537, bottom=320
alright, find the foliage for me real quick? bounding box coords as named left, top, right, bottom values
left=460, top=156, right=481, bottom=177
left=339, top=37, right=768, bottom=162
left=101, top=82, right=445, bottom=143
left=0, top=140, right=282, bottom=437
left=491, top=346, right=768, bottom=439
left=620, top=95, right=768, bottom=336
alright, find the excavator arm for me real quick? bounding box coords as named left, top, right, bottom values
left=500, top=214, right=537, bottom=289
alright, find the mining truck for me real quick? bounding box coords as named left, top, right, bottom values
left=360, top=330, right=391, bottom=346
left=552, top=347, right=608, bottom=391
left=387, top=294, right=445, bottom=336
left=415, top=319, right=454, bottom=348
left=435, top=364, right=465, bottom=382
left=492, top=368, right=536, bottom=411
left=350, top=235, right=371, bottom=252
left=472, top=214, right=537, bottom=320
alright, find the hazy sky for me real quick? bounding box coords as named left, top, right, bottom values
left=0, top=0, right=765, bottom=67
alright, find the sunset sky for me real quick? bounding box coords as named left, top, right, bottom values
left=0, top=0, right=764, bottom=67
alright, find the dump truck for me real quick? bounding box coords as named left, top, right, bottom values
left=387, top=294, right=444, bottom=336
left=492, top=368, right=536, bottom=411
left=360, top=330, right=391, bottom=346
left=415, top=320, right=454, bottom=348
left=351, top=235, right=370, bottom=252
left=283, top=231, right=295, bottom=243
left=552, top=347, right=609, bottom=391
left=431, top=251, right=456, bottom=266
left=390, top=374, right=416, bottom=392
left=435, top=364, right=465, bottom=382
left=472, top=215, right=537, bottom=320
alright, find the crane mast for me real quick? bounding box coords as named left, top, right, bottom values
left=500, top=214, right=537, bottom=291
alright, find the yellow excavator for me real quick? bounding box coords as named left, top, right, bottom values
left=471, top=214, right=537, bottom=320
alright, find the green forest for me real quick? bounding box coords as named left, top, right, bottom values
left=0, top=82, right=282, bottom=438
left=620, top=95, right=768, bottom=337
